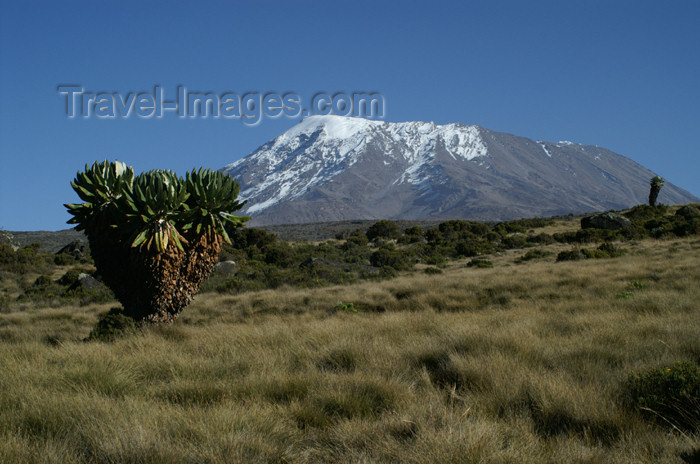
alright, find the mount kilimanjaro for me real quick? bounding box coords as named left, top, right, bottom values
left=221, top=115, right=698, bottom=225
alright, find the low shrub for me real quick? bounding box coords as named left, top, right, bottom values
left=557, top=243, right=624, bottom=262
left=517, top=249, right=554, bottom=263
left=87, top=307, right=137, bottom=341
left=557, top=250, right=584, bottom=262
left=623, top=204, right=669, bottom=221
left=345, top=228, right=369, bottom=246
left=366, top=220, right=401, bottom=241
left=57, top=268, right=92, bottom=286
left=63, top=282, right=115, bottom=306
left=0, top=243, right=54, bottom=274
left=597, top=242, right=624, bottom=258
left=53, top=253, right=76, bottom=266
left=625, top=361, right=700, bottom=432
left=467, top=258, right=493, bottom=268
left=333, top=302, right=360, bottom=313
left=528, top=233, right=556, bottom=245
left=19, top=275, right=63, bottom=302
left=403, top=226, right=424, bottom=237
left=370, top=247, right=412, bottom=271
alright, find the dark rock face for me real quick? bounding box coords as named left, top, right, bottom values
left=222, top=116, right=699, bottom=225
left=56, top=240, right=88, bottom=259
left=581, top=212, right=632, bottom=230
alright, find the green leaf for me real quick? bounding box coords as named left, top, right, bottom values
left=131, top=229, right=148, bottom=248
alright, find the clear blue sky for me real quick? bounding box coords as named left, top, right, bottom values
left=1, top=0, right=698, bottom=231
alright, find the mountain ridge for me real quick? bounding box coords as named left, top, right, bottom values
left=222, top=116, right=698, bottom=225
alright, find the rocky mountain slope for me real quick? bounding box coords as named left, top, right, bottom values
left=222, top=116, right=698, bottom=225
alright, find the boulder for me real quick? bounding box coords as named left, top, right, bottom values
left=68, top=273, right=102, bottom=291
left=56, top=240, right=88, bottom=259
left=0, top=230, right=20, bottom=251
left=214, top=260, right=238, bottom=275
left=581, top=212, right=631, bottom=230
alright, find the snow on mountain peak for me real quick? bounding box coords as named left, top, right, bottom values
left=219, top=117, right=700, bottom=224
left=224, top=116, right=489, bottom=214
left=280, top=115, right=382, bottom=141
left=275, top=115, right=487, bottom=160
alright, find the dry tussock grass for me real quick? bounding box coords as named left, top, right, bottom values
left=0, top=236, right=699, bottom=462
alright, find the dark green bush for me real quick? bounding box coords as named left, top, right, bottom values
left=263, top=243, right=293, bottom=267
left=366, top=220, right=401, bottom=241
left=370, top=247, right=412, bottom=271
left=53, top=253, right=77, bottom=266
left=467, top=258, right=493, bottom=268
left=455, top=241, right=480, bottom=257
left=626, top=361, right=700, bottom=432
left=63, top=281, right=115, bottom=306
left=57, top=268, right=84, bottom=286
left=502, top=235, right=528, bottom=249
left=227, top=227, right=277, bottom=253
left=424, top=253, right=447, bottom=266
left=624, top=204, right=669, bottom=221
left=672, top=217, right=700, bottom=237
left=517, top=249, right=554, bottom=263
left=582, top=248, right=607, bottom=259
left=438, top=220, right=490, bottom=241
left=404, top=226, right=424, bottom=237
left=398, top=226, right=427, bottom=244
left=528, top=233, right=556, bottom=245
left=556, top=250, right=584, bottom=262
left=87, top=307, right=137, bottom=341
left=0, top=243, right=54, bottom=274
left=557, top=243, right=624, bottom=262
left=424, top=227, right=442, bottom=244
left=19, top=275, right=63, bottom=302
left=345, top=228, right=369, bottom=246
left=597, top=242, right=624, bottom=258
left=14, top=268, right=114, bottom=306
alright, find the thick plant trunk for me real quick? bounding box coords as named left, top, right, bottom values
left=649, top=186, right=660, bottom=208
left=88, top=231, right=222, bottom=323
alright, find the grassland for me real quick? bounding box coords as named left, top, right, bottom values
left=1, top=217, right=699, bottom=463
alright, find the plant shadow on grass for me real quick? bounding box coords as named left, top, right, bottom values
left=524, top=393, right=621, bottom=446
left=293, top=381, right=397, bottom=430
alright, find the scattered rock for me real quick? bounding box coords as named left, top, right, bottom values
left=69, top=273, right=101, bottom=291
left=214, top=260, right=238, bottom=275
left=581, top=212, right=631, bottom=230
left=0, top=230, right=20, bottom=251
left=56, top=240, right=89, bottom=259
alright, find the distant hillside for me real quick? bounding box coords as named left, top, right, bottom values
left=8, top=229, right=86, bottom=253
left=222, top=115, right=699, bottom=225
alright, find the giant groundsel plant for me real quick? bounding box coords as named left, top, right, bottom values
left=65, top=161, right=249, bottom=322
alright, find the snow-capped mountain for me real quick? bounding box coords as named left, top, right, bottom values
left=222, top=115, right=698, bottom=225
